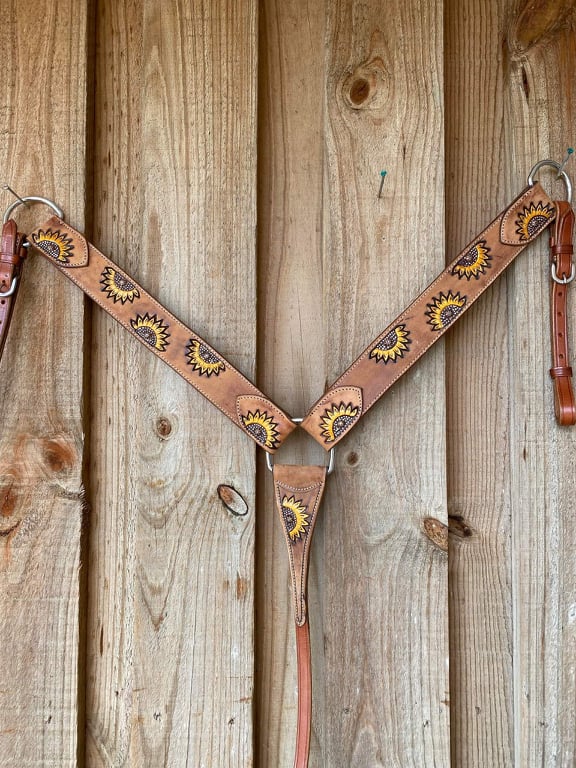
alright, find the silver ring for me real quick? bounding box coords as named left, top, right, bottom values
left=265, top=417, right=336, bottom=474
left=527, top=159, right=572, bottom=204
left=3, top=195, right=64, bottom=225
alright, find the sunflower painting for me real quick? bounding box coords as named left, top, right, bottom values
left=100, top=266, right=141, bottom=303
left=426, top=291, right=467, bottom=331
left=452, top=241, right=491, bottom=280
left=281, top=496, right=310, bottom=541
left=241, top=409, right=280, bottom=449
left=320, top=402, right=359, bottom=443
left=130, top=313, right=170, bottom=351
left=32, top=229, right=74, bottom=264
left=370, top=324, right=411, bottom=364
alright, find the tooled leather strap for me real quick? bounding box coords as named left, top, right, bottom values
left=549, top=201, right=576, bottom=425
left=0, top=220, right=28, bottom=358
left=27, top=217, right=296, bottom=452
left=301, top=182, right=558, bottom=448
left=272, top=464, right=327, bottom=768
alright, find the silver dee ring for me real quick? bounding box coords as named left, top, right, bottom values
left=3, top=195, right=64, bottom=225
left=265, top=417, right=336, bottom=475
left=527, top=159, right=572, bottom=204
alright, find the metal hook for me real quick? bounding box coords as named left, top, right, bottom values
left=3, top=195, right=64, bottom=225
left=527, top=159, right=572, bottom=204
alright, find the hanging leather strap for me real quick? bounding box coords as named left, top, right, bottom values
left=301, top=183, right=558, bottom=448
left=0, top=220, right=28, bottom=358
left=549, top=201, right=576, bottom=425
left=26, top=217, right=296, bottom=452
left=271, top=463, right=327, bottom=768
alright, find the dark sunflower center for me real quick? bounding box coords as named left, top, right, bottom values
left=459, top=246, right=479, bottom=267
left=379, top=329, right=398, bottom=351
left=135, top=326, right=157, bottom=346
left=333, top=414, right=355, bottom=437
left=282, top=508, right=296, bottom=532
left=113, top=272, right=136, bottom=291
left=199, top=344, right=220, bottom=364
left=527, top=214, right=547, bottom=236
left=440, top=303, right=463, bottom=326
left=246, top=423, right=267, bottom=444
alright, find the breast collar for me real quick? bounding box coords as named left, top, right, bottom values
left=1, top=160, right=573, bottom=767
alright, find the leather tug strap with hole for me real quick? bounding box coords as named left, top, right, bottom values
left=0, top=220, right=27, bottom=358
left=549, top=201, right=576, bottom=425
left=0, top=175, right=568, bottom=768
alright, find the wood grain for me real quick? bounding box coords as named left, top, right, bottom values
left=258, top=1, right=449, bottom=765
left=321, top=3, right=449, bottom=764
left=447, top=1, right=576, bottom=766
left=445, top=1, right=516, bottom=764
left=85, top=1, right=258, bottom=765
left=0, top=1, right=89, bottom=765
left=256, top=1, right=327, bottom=765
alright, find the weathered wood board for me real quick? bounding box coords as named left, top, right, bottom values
left=0, top=1, right=574, bottom=766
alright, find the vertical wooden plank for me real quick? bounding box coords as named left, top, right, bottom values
left=447, top=2, right=576, bottom=766
left=85, top=2, right=257, bottom=765
left=0, top=1, right=89, bottom=766
left=259, top=0, right=449, bottom=765
left=445, top=1, right=516, bottom=765
left=256, top=1, right=327, bottom=764
left=505, top=4, right=576, bottom=766
left=321, top=2, right=448, bottom=764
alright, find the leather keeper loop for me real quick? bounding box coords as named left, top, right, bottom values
left=550, top=366, right=573, bottom=379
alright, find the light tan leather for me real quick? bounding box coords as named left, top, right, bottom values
left=28, top=217, right=297, bottom=452
left=272, top=463, right=326, bottom=768
left=301, top=182, right=557, bottom=448
left=549, top=201, right=576, bottom=425
left=0, top=220, right=27, bottom=359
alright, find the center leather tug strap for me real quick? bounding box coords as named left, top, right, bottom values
left=272, top=464, right=327, bottom=768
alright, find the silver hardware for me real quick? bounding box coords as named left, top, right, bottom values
left=551, top=262, right=576, bottom=284
left=527, top=159, right=572, bottom=204
left=265, top=417, right=336, bottom=475
left=0, top=277, right=18, bottom=297
left=3, top=195, right=64, bottom=225
left=3, top=184, right=30, bottom=208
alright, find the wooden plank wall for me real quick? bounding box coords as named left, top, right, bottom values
left=0, top=1, right=574, bottom=767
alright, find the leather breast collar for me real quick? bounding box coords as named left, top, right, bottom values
left=1, top=161, right=573, bottom=767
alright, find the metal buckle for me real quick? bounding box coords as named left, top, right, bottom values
left=551, top=262, right=576, bottom=284
left=0, top=277, right=18, bottom=297
left=527, top=159, right=572, bottom=204
left=265, top=417, right=336, bottom=475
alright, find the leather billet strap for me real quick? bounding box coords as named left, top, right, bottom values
left=272, top=463, right=327, bottom=768
left=0, top=220, right=28, bottom=358
left=26, top=217, right=296, bottom=452
left=549, top=201, right=576, bottom=425
left=301, top=182, right=558, bottom=448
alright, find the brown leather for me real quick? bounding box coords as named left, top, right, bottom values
left=27, top=217, right=297, bottom=452
left=272, top=464, right=327, bottom=625
left=272, top=463, right=326, bottom=768
left=294, top=622, right=312, bottom=768
left=549, top=201, right=576, bottom=425
left=301, top=182, right=557, bottom=448
left=0, top=220, right=27, bottom=358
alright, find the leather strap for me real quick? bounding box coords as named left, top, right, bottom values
left=301, top=183, right=558, bottom=448
left=549, top=201, right=576, bottom=425
left=27, top=217, right=296, bottom=452
left=0, top=220, right=28, bottom=358
left=294, top=623, right=312, bottom=768
left=272, top=463, right=327, bottom=768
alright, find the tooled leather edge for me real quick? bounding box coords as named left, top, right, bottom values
left=30, top=216, right=89, bottom=267
left=500, top=183, right=556, bottom=246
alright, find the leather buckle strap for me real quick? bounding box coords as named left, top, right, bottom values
left=0, top=219, right=28, bottom=358
left=549, top=200, right=576, bottom=425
